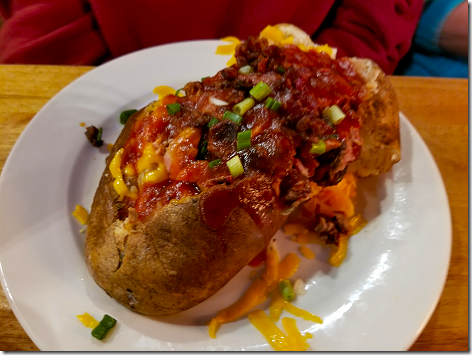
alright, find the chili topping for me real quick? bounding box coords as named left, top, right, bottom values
left=113, top=36, right=365, bottom=225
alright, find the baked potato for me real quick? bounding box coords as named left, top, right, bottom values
left=85, top=24, right=400, bottom=316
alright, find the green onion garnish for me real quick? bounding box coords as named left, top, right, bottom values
left=91, top=314, right=116, bottom=340
left=238, top=65, right=254, bottom=74
left=119, top=109, right=137, bottom=124
left=223, top=111, right=243, bottom=125
left=233, top=97, right=255, bottom=116
left=276, top=65, right=285, bottom=74
left=237, top=129, right=252, bottom=151
left=226, top=155, right=244, bottom=178
left=175, top=88, right=184, bottom=97
left=201, top=76, right=210, bottom=82
left=166, top=102, right=181, bottom=115
left=322, top=105, right=346, bottom=125
left=310, top=139, right=326, bottom=155
left=279, top=280, right=295, bottom=302
left=208, top=159, right=221, bottom=169
left=207, top=117, right=219, bottom=127
left=249, top=82, right=272, bottom=101
left=265, top=97, right=282, bottom=111
left=97, top=127, right=103, bottom=142
left=200, top=140, right=208, bottom=156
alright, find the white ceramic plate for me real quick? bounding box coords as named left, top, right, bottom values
left=0, top=41, right=451, bottom=351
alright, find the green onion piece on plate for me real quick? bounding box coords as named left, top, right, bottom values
left=166, top=102, right=181, bottom=115
left=201, top=76, right=210, bottom=82
left=279, top=280, right=295, bottom=302
left=91, top=314, right=117, bottom=341
left=96, top=127, right=103, bottom=142
left=223, top=111, right=243, bottom=125
left=233, top=97, right=255, bottom=116
left=227, top=155, right=244, bottom=178
left=250, top=82, right=272, bottom=101
left=322, top=105, right=346, bottom=125
left=119, top=109, right=137, bottom=124
left=237, top=129, right=252, bottom=151
left=207, top=117, right=219, bottom=128
left=310, top=139, right=326, bottom=155
left=238, top=65, right=254, bottom=74
left=208, top=159, right=221, bottom=169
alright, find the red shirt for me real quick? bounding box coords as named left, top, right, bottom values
left=0, top=0, right=423, bottom=74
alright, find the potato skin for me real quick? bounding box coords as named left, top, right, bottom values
left=85, top=107, right=281, bottom=315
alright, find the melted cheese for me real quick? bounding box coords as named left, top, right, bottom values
left=109, top=149, right=136, bottom=200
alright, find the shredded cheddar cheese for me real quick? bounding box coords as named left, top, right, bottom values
left=269, top=291, right=286, bottom=322
left=299, top=245, right=315, bottom=259
left=281, top=317, right=313, bottom=351
left=76, top=313, right=99, bottom=328
left=153, top=85, right=176, bottom=99
left=284, top=173, right=367, bottom=267
left=260, top=26, right=294, bottom=46
left=109, top=148, right=136, bottom=200
left=249, top=310, right=311, bottom=351
left=209, top=250, right=301, bottom=338
left=216, top=36, right=241, bottom=66
left=283, top=302, right=323, bottom=324
left=72, top=205, right=88, bottom=225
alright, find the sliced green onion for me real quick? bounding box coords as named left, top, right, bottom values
left=265, top=97, right=281, bottom=111
left=276, top=65, right=286, bottom=74
left=233, top=97, right=255, bottom=116
left=207, top=117, right=219, bottom=127
left=310, top=139, right=326, bottom=155
left=166, top=102, right=181, bottom=115
left=238, top=65, right=254, bottom=74
left=208, top=159, right=221, bottom=169
left=175, top=88, right=185, bottom=97
left=223, top=111, right=243, bottom=125
left=250, top=82, right=272, bottom=101
left=200, top=140, right=208, bottom=156
left=279, top=280, right=295, bottom=302
left=226, top=155, right=244, bottom=178
left=97, top=127, right=103, bottom=142
left=120, top=109, right=137, bottom=124
left=201, top=76, right=210, bottom=82
left=91, top=314, right=116, bottom=340
left=237, top=129, right=252, bottom=151
left=322, top=105, right=346, bottom=125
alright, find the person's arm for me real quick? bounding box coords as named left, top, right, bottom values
left=0, top=0, right=109, bottom=64
left=438, top=1, right=468, bottom=57
left=312, top=0, right=424, bottom=74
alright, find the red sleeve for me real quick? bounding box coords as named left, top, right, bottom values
left=0, top=0, right=109, bottom=65
left=313, top=0, right=424, bottom=74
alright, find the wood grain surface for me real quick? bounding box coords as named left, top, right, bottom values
left=0, top=65, right=468, bottom=351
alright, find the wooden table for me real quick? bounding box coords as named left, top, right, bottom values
left=0, top=65, right=468, bottom=351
